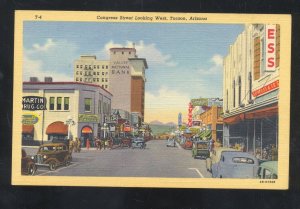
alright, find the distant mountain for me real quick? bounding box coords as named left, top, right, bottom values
left=165, top=122, right=176, bottom=127
left=149, top=120, right=164, bottom=125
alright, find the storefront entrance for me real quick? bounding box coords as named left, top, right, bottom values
left=81, top=126, right=93, bottom=147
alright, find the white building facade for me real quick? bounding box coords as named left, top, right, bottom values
left=223, top=24, right=280, bottom=160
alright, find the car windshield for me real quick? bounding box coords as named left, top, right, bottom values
left=197, top=143, right=208, bottom=149
left=232, top=157, right=254, bottom=164
left=40, top=146, right=56, bottom=152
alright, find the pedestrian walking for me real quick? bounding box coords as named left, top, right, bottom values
left=95, top=137, right=101, bottom=150
left=86, top=138, right=90, bottom=150
left=69, top=139, right=74, bottom=155
left=104, top=139, right=108, bottom=150
left=76, top=137, right=81, bottom=152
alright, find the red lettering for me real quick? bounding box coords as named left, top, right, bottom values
left=268, top=57, right=275, bottom=67
left=268, top=29, right=275, bottom=39
left=267, top=43, right=275, bottom=53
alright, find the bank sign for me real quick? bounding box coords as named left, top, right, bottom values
left=22, top=96, right=47, bottom=111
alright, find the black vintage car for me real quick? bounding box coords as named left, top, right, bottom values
left=32, top=143, right=72, bottom=171
left=21, top=149, right=37, bottom=175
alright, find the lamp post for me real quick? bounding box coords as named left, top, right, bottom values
left=102, top=123, right=109, bottom=139
left=65, top=116, right=75, bottom=140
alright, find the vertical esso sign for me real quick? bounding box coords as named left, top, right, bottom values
left=266, top=24, right=276, bottom=71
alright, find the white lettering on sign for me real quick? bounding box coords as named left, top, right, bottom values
left=266, top=24, right=276, bottom=71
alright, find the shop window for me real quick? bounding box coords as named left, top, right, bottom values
left=64, top=97, right=69, bottom=110
left=50, top=97, right=55, bottom=110
left=84, top=98, right=92, bottom=112
left=57, top=97, right=62, bottom=110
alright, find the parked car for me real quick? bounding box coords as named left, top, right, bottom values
left=206, top=147, right=259, bottom=178
left=21, top=149, right=37, bottom=175
left=131, top=138, right=146, bottom=149
left=192, top=140, right=209, bottom=159
left=182, top=139, right=193, bottom=149
left=166, top=138, right=176, bottom=147
left=257, top=161, right=278, bottom=179
left=31, top=143, right=72, bottom=171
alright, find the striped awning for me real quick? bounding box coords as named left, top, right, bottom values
left=82, top=126, right=93, bottom=133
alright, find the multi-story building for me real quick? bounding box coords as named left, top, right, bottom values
left=22, top=79, right=112, bottom=146
left=73, top=55, right=110, bottom=90
left=74, top=47, right=148, bottom=123
left=223, top=24, right=279, bottom=159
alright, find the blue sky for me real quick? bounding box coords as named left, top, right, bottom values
left=23, top=21, right=244, bottom=123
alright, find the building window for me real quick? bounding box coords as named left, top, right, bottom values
left=106, top=72, right=108, bottom=75
left=248, top=72, right=252, bottom=102
left=97, top=72, right=100, bottom=75
left=105, top=78, right=108, bottom=82
left=76, top=65, right=79, bottom=68
left=80, top=78, right=82, bottom=81
left=102, top=65, right=104, bottom=69
left=89, top=65, right=91, bottom=69
left=93, top=78, right=96, bottom=82
left=80, top=71, right=82, bottom=75
left=97, top=78, right=99, bottom=82
left=238, top=76, right=241, bottom=106
left=50, top=97, right=55, bottom=110
left=80, top=65, right=82, bottom=68
left=76, top=71, right=79, bottom=75
left=84, top=98, right=92, bottom=112
left=233, top=80, right=235, bottom=108
left=97, top=65, right=99, bottom=69
left=57, top=97, right=62, bottom=110
left=85, top=72, right=87, bottom=76
left=102, top=85, right=104, bottom=88
left=106, top=66, right=108, bottom=69
left=89, top=72, right=92, bottom=76
left=94, top=65, right=96, bottom=69
left=98, top=100, right=102, bottom=114
left=93, top=72, right=96, bottom=75
left=254, top=36, right=261, bottom=80
left=102, top=72, right=104, bottom=75
left=102, top=78, right=104, bottom=82
left=105, top=85, right=108, bottom=88
left=76, top=78, right=79, bottom=81
left=64, top=97, right=69, bottom=110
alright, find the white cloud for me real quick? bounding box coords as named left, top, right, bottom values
left=144, top=86, right=189, bottom=123
left=96, top=40, right=178, bottom=67
left=23, top=54, right=72, bottom=82
left=32, top=38, right=56, bottom=52
left=23, top=38, right=78, bottom=81
left=197, top=54, right=223, bottom=75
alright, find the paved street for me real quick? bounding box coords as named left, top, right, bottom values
left=23, top=140, right=211, bottom=178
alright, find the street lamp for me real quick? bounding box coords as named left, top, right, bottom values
left=102, top=123, right=109, bottom=139
left=65, top=116, right=75, bottom=140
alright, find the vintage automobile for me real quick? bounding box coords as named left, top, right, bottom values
left=21, top=149, right=37, bottom=175
left=182, top=138, right=193, bottom=149
left=257, top=161, right=278, bottom=179
left=166, top=138, right=176, bottom=147
left=121, top=137, right=132, bottom=148
left=192, top=140, right=209, bottom=159
left=31, top=143, right=72, bottom=171
left=206, top=147, right=259, bottom=178
left=131, top=138, right=146, bottom=149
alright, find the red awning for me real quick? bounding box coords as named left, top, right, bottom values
left=224, top=105, right=278, bottom=124
left=245, top=105, right=278, bottom=120
left=82, top=126, right=93, bottom=133
left=46, top=121, right=68, bottom=135
left=22, top=125, right=34, bottom=134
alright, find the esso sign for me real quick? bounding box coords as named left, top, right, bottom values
left=266, top=25, right=276, bottom=71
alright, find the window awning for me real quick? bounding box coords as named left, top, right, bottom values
left=46, top=121, right=68, bottom=135
left=22, top=125, right=34, bottom=134
left=82, top=126, right=93, bottom=133
left=224, top=105, right=278, bottom=124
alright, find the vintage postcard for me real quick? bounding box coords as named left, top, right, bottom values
left=12, top=11, right=291, bottom=189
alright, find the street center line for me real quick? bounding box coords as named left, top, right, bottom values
left=188, top=168, right=204, bottom=178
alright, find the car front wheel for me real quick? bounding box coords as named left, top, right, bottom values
left=49, top=161, right=56, bottom=171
